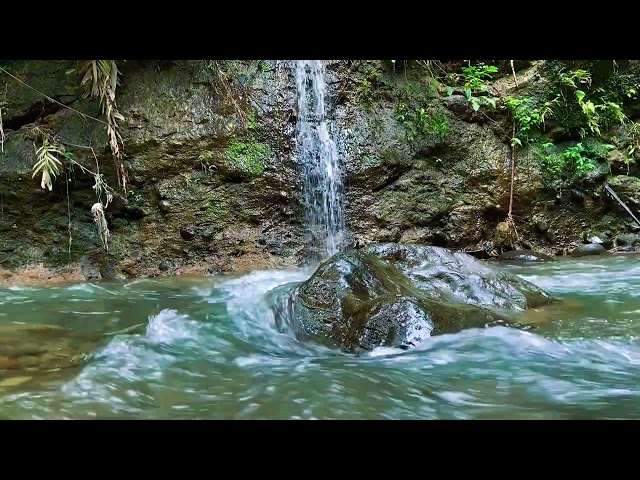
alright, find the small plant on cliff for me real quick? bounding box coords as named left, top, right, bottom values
left=459, top=62, right=499, bottom=111
left=29, top=128, right=115, bottom=252
left=621, top=121, right=640, bottom=173
left=505, top=96, right=560, bottom=147
left=395, top=103, right=450, bottom=141
left=79, top=60, right=128, bottom=192
left=536, top=141, right=614, bottom=190
left=555, top=66, right=627, bottom=138
left=32, top=139, right=64, bottom=191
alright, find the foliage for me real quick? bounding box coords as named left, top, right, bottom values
left=355, top=62, right=387, bottom=110
left=459, top=62, right=499, bottom=112
left=32, top=139, right=64, bottom=191
left=395, top=103, right=450, bottom=141
left=549, top=64, right=628, bottom=138
left=462, top=63, right=498, bottom=95
left=536, top=140, right=614, bottom=189
left=79, top=60, right=128, bottom=192
left=246, top=110, right=258, bottom=130
left=505, top=96, right=560, bottom=147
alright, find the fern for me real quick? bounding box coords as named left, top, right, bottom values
left=32, top=140, right=64, bottom=191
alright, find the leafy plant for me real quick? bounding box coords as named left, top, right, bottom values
left=427, top=111, right=450, bottom=140
left=536, top=140, right=614, bottom=189
left=79, top=60, right=128, bottom=191
left=505, top=96, right=560, bottom=146
left=247, top=110, right=258, bottom=130
left=462, top=63, right=498, bottom=96
left=395, top=103, right=450, bottom=141
left=555, top=67, right=627, bottom=138
left=32, top=139, right=64, bottom=191
left=439, top=62, right=500, bottom=111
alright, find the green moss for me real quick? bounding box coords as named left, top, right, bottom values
left=204, top=199, right=227, bottom=219
left=198, top=189, right=228, bottom=220
left=226, top=138, right=270, bottom=175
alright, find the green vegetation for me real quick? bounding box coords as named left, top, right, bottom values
left=535, top=140, right=614, bottom=188
left=505, top=96, right=559, bottom=147
left=395, top=104, right=450, bottom=141
left=504, top=62, right=640, bottom=190
left=259, top=62, right=271, bottom=73
left=203, top=197, right=228, bottom=219
left=226, top=138, right=270, bottom=175
left=355, top=61, right=387, bottom=111
left=460, top=62, right=499, bottom=111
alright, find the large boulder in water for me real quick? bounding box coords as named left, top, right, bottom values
left=273, top=243, right=556, bottom=353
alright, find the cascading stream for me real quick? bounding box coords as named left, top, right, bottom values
left=294, top=60, right=345, bottom=262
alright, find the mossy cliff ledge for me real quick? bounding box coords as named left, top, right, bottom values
left=1, top=60, right=639, bottom=283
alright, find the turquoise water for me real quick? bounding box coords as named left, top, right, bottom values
left=1, top=255, right=640, bottom=419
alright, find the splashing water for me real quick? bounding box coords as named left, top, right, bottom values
left=3, top=256, right=640, bottom=418
left=295, top=60, right=345, bottom=262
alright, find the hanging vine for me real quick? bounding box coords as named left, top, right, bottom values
left=79, top=60, right=128, bottom=193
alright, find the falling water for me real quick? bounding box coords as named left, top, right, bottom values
left=294, top=60, right=345, bottom=262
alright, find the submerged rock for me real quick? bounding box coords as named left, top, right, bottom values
left=272, top=243, right=555, bottom=353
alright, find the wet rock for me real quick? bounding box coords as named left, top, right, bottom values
left=583, top=231, right=613, bottom=249
left=494, top=221, right=512, bottom=247
left=158, top=261, right=170, bottom=272
left=495, top=250, right=555, bottom=262
left=571, top=243, right=607, bottom=257
left=272, top=243, right=555, bottom=353
left=615, top=233, right=640, bottom=247
left=179, top=226, right=196, bottom=241
left=608, top=175, right=640, bottom=201
left=100, top=260, right=124, bottom=280
left=158, top=200, right=172, bottom=214
left=534, top=217, right=549, bottom=233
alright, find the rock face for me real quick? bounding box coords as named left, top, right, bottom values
left=273, top=243, right=555, bottom=352
left=1, top=59, right=639, bottom=282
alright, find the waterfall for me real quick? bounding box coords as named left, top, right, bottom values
left=294, top=60, right=345, bottom=262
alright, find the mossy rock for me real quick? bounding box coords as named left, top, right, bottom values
left=224, top=138, right=270, bottom=177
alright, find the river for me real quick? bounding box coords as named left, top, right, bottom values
left=1, top=254, right=640, bottom=419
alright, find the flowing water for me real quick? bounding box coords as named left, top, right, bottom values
left=295, top=60, right=345, bottom=261
left=2, top=255, right=640, bottom=419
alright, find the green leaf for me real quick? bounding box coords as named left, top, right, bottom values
left=446, top=86, right=454, bottom=96
left=472, top=99, right=480, bottom=111
left=464, top=88, right=472, bottom=101
left=511, top=137, right=523, bottom=147
left=485, top=97, right=496, bottom=108
left=576, top=90, right=586, bottom=103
